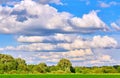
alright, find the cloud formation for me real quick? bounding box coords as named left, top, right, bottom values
left=17, top=34, right=78, bottom=43
left=0, top=0, right=108, bottom=35
left=58, top=35, right=117, bottom=50
left=0, top=35, right=117, bottom=52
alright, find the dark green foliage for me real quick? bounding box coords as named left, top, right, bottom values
left=33, top=63, right=48, bottom=73
left=48, top=65, right=59, bottom=72
left=0, top=54, right=27, bottom=73
left=0, top=54, right=18, bottom=72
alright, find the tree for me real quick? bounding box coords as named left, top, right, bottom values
left=27, top=64, right=35, bottom=73
left=15, top=58, right=27, bottom=71
left=33, top=63, right=48, bottom=73
left=102, top=66, right=117, bottom=73
left=57, top=58, right=74, bottom=73
left=48, top=65, right=58, bottom=72
left=0, top=54, right=17, bottom=72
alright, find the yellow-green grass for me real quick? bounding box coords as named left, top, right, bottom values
left=1, top=74, right=120, bottom=78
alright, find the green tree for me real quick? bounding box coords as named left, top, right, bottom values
left=15, top=58, right=27, bottom=71
left=48, top=65, right=58, bottom=72
left=33, top=63, right=48, bottom=73
left=57, top=58, right=74, bottom=73
left=0, top=54, right=17, bottom=72
left=27, top=64, right=35, bottom=73
left=102, top=66, right=117, bottom=73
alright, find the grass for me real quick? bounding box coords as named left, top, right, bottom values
left=1, top=74, right=120, bottom=78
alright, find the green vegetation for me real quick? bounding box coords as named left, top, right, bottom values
left=1, top=54, right=120, bottom=74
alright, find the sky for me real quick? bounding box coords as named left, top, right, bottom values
left=0, top=0, right=120, bottom=66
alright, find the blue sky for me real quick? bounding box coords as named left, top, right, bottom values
left=0, top=0, right=120, bottom=66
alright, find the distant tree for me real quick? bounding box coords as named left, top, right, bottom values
left=57, top=58, right=75, bottom=73
left=1, top=53, right=120, bottom=74
left=113, top=65, right=120, bottom=73
left=33, top=63, right=48, bottom=73
left=48, top=65, right=58, bottom=72
left=75, top=67, right=82, bottom=73
left=102, top=66, right=117, bottom=73
left=117, top=66, right=120, bottom=73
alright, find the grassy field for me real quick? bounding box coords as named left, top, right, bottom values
left=1, top=74, right=120, bottom=78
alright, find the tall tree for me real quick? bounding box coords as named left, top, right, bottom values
left=57, top=58, right=74, bottom=73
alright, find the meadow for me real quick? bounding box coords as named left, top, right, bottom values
left=1, top=74, right=120, bottom=78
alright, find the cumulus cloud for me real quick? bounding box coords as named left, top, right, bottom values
left=2, top=43, right=57, bottom=52
left=70, top=11, right=108, bottom=32
left=98, top=55, right=112, bottom=62
left=0, top=0, right=108, bottom=35
left=17, top=34, right=78, bottom=43
left=111, top=22, right=120, bottom=31
left=0, top=35, right=117, bottom=52
left=58, top=35, right=117, bottom=50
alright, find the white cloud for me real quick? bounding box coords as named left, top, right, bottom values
left=17, top=34, right=78, bottom=43
left=64, top=49, right=93, bottom=57
left=70, top=11, right=108, bottom=32
left=1, top=35, right=117, bottom=52
left=32, top=48, right=94, bottom=63
left=58, top=35, right=117, bottom=50
left=99, top=1, right=120, bottom=8
left=17, top=36, right=45, bottom=43
left=89, top=54, right=114, bottom=66
left=98, top=55, right=112, bottom=62
left=91, top=36, right=117, bottom=48
left=111, top=22, right=120, bottom=31
left=3, top=43, right=57, bottom=52
left=0, top=0, right=108, bottom=35
left=32, top=0, right=62, bottom=5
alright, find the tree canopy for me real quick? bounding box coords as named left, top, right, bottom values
left=0, top=54, right=120, bottom=74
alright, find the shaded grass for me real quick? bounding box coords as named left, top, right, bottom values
left=1, top=74, right=120, bottom=78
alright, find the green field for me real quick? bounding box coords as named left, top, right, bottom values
left=1, top=74, right=120, bottom=78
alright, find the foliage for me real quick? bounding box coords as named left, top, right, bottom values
left=1, top=54, right=120, bottom=74
left=57, top=58, right=75, bottom=73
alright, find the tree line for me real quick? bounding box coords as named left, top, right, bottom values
left=0, top=54, right=120, bottom=74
